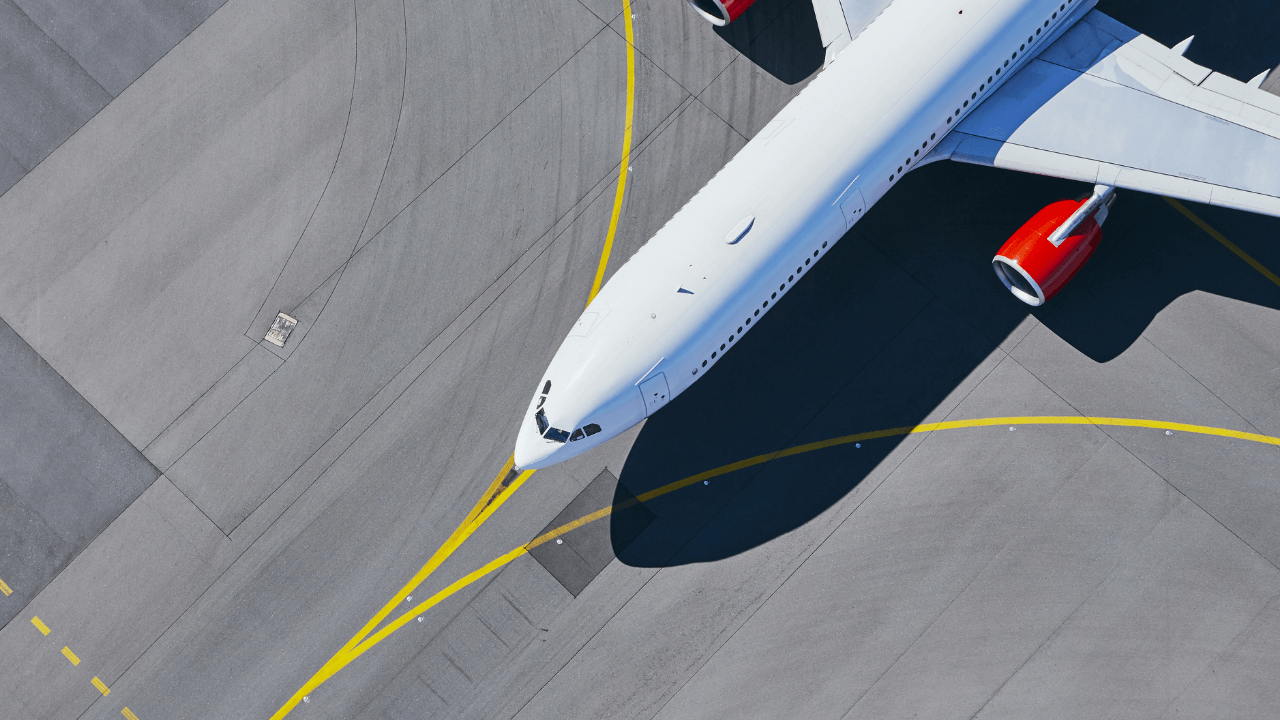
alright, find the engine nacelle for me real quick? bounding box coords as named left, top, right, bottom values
left=686, top=0, right=756, bottom=25
left=992, top=186, right=1115, bottom=306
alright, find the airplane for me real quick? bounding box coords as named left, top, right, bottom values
left=513, top=0, right=1280, bottom=470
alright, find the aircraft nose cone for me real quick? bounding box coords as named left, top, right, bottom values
left=514, top=419, right=559, bottom=471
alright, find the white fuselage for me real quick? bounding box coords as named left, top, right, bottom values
left=515, top=0, right=1094, bottom=469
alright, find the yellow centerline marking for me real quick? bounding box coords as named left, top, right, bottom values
left=1164, top=197, right=1280, bottom=289
left=0, top=577, right=12, bottom=596
left=91, top=676, right=111, bottom=696
left=271, top=460, right=535, bottom=719
left=586, top=0, right=636, bottom=306
left=122, top=708, right=140, bottom=720
left=31, top=616, right=50, bottom=635
left=276, top=5, right=639, bottom=715
left=275, top=414, right=1279, bottom=717
left=62, top=646, right=80, bottom=666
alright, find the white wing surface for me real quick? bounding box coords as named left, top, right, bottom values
left=812, top=0, right=896, bottom=66
left=930, top=10, right=1280, bottom=217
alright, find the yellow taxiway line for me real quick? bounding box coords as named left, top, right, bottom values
left=274, top=414, right=1279, bottom=716
left=276, top=6, right=640, bottom=714
left=1165, top=197, right=1280, bottom=289
left=272, top=22, right=1280, bottom=719
left=586, top=0, right=636, bottom=306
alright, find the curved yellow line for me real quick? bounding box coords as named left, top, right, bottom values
left=271, top=463, right=534, bottom=719
left=275, top=415, right=1280, bottom=717
left=586, top=0, right=636, bottom=306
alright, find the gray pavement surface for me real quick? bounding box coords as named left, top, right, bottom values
left=0, top=316, right=158, bottom=628
left=0, top=0, right=1278, bottom=719
left=0, top=0, right=227, bottom=197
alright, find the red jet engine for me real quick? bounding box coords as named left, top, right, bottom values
left=687, top=0, right=756, bottom=25
left=992, top=185, right=1116, bottom=306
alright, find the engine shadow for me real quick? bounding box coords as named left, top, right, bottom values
left=609, top=156, right=1280, bottom=570
left=713, top=0, right=824, bottom=85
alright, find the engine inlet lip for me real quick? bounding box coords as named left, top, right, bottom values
left=687, top=0, right=730, bottom=25
left=992, top=255, right=1046, bottom=306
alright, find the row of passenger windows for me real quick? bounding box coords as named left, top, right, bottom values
left=887, top=0, right=1074, bottom=186
left=691, top=241, right=830, bottom=377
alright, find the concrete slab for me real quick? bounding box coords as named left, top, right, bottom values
left=0, top=0, right=111, bottom=174
left=355, top=0, right=606, bottom=249
left=6, top=1, right=1280, bottom=719
left=0, top=475, right=226, bottom=719
left=168, top=25, right=689, bottom=534
left=356, top=555, right=572, bottom=719
left=142, top=344, right=281, bottom=471
left=243, top=0, right=407, bottom=340
left=0, top=316, right=158, bottom=628
left=1163, top=594, right=1280, bottom=718
left=613, top=0, right=740, bottom=97
left=14, top=0, right=228, bottom=96
left=974, top=500, right=1280, bottom=720
left=528, top=469, right=655, bottom=596
left=0, top=0, right=357, bottom=450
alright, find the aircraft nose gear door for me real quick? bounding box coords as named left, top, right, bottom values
left=638, top=373, right=670, bottom=416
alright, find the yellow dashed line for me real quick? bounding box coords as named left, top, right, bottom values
left=1164, top=197, right=1280, bottom=289
left=122, top=708, right=140, bottom=720
left=586, top=0, right=636, bottom=306
left=0, top=577, right=12, bottom=596
left=91, top=676, right=110, bottom=696
left=31, top=616, right=50, bottom=635
left=62, top=646, right=79, bottom=666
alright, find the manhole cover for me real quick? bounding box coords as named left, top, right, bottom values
left=265, top=313, right=298, bottom=347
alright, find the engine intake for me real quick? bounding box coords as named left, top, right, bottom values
left=687, top=0, right=756, bottom=25
left=993, top=185, right=1116, bottom=306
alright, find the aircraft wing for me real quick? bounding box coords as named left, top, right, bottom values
left=929, top=10, right=1280, bottom=217
left=812, top=0, right=895, bottom=67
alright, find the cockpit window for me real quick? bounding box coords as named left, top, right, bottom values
left=542, top=380, right=551, bottom=395
left=584, top=423, right=602, bottom=436
left=544, top=426, right=570, bottom=443
left=570, top=429, right=585, bottom=442
left=535, top=409, right=549, bottom=435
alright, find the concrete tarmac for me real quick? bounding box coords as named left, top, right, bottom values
left=0, top=0, right=1279, bottom=718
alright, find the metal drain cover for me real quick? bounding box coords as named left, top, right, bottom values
left=264, top=313, right=297, bottom=347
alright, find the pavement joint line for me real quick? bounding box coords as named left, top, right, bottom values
left=62, top=646, right=80, bottom=665
left=31, top=616, right=50, bottom=635
left=0, top=577, right=11, bottom=595
left=1164, top=196, right=1280, bottom=289
left=274, top=414, right=1279, bottom=716
left=274, top=14, right=639, bottom=710
left=271, top=460, right=535, bottom=719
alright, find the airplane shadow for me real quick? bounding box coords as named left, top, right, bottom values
left=608, top=0, right=1280, bottom=568
left=713, top=0, right=824, bottom=85
left=611, top=160, right=1280, bottom=568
